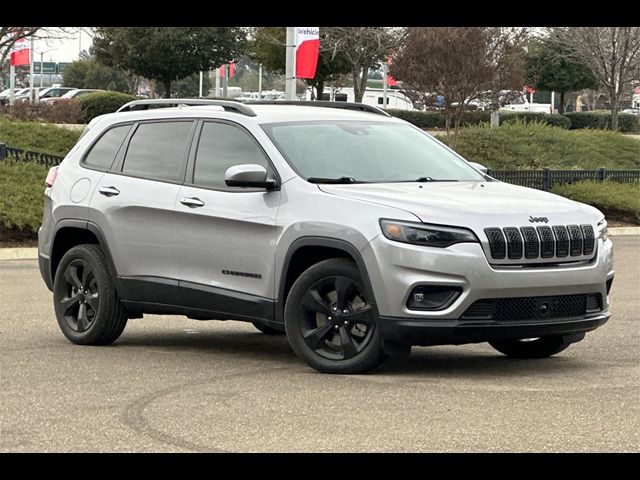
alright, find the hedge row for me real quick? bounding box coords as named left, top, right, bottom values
left=77, top=91, right=137, bottom=123
left=388, top=109, right=639, bottom=132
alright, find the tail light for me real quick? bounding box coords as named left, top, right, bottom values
left=45, top=166, right=59, bottom=188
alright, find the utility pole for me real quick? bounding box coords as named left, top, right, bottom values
left=258, top=63, right=263, bottom=98
left=9, top=64, right=15, bottom=106
left=40, top=51, right=44, bottom=88
left=222, top=64, right=228, bottom=98
left=285, top=27, right=296, bottom=100
left=29, top=36, right=36, bottom=103
left=199, top=71, right=203, bottom=98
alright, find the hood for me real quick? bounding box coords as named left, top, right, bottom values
left=318, top=181, right=602, bottom=229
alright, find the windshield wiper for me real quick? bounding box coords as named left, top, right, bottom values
left=307, top=176, right=362, bottom=184
left=414, top=177, right=459, bottom=182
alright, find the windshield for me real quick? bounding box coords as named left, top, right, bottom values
left=262, top=121, right=486, bottom=183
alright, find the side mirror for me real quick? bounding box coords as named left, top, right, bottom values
left=469, top=162, right=488, bottom=174
left=225, top=164, right=278, bottom=189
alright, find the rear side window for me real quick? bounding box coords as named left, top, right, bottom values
left=83, top=124, right=131, bottom=170
left=122, top=121, right=193, bottom=183
left=193, top=121, right=271, bottom=189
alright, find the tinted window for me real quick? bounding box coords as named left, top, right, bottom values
left=122, top=121, right=193, bottom=182
left=84, top=125, right=131, bottom=170
left=193, top=122, right=271, bottom=189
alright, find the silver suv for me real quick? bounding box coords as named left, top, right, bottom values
left=38, top=101, right=614, bottom=374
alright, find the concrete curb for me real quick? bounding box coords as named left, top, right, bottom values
left=1, top=227, right=638, bottom=261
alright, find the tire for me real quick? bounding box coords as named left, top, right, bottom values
left=284, top=258, right=387, bottom=374
left=252, top=321, right=285, bottom=335
left=489, top=336, right=571, bottom=359
left=53, top=244, right=127, bottom=345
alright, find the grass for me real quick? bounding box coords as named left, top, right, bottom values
left=0, top=159, right=48, bottom=233
left=0, top=115, right=81, bottom=157
left=437, top=121, right=640, bottom=170
left=551, top=181, right=640, bottom=224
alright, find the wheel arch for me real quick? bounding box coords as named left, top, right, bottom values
left=49, top=220, right=119, bottom=293
left=276, top=237, right=377, bottom=324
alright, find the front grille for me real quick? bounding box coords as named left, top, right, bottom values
left=461, top=294, right=601, bottom=322
left=484, top=224, right=596, bottom=262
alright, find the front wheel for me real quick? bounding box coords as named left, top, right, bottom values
left=284, top=259, right=387, bottom=374
left=489, top=336, right=571, bottom=359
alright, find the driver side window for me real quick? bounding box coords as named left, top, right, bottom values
left=193, top=122, right=272, bottom=189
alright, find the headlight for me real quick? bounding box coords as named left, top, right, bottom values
left=380, top=219, right=478, bottom=247
left=597, top=219, right=608, bottom=242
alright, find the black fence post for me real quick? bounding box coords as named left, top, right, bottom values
left=598, top=167, right=606, bottom=182
left=0, top=142, right=6, bottom=159
left=542, top=167, right=551, bottom=191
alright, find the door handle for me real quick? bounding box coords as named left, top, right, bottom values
left=98, top=186, right=120, bottom=197
left=180, top=197, right=205, bottom=208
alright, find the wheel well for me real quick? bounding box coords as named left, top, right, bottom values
left=282, top=246, right=353, bottom=303
left=51, top=227, right=99, bottom=279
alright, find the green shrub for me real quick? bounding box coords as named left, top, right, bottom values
left=78, top=91, right=137, bottom=122
left=439, top=121, right=640, bottom=170
left=499, top=111, right=571, bottom=129
left=551, top=181, right=640, bottom=224
left=564, top=111, right=640, bottom=133
left=0, top=159, right=48, bottom=232
left=389, top=109, right=570, bottom=129
left=0, top=116, right=81, bottom=156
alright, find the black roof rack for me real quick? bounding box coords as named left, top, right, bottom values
left=242, top=100, right=391, bottom=117
left=116, top=98, right=257, bottom=117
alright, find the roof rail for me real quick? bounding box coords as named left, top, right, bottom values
left=116, top=98, right=257, bottom=117
left=242, top=100, right=392, bottom=117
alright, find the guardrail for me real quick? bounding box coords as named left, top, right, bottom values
left=487, top=167, right=640, bottom=191
left=0, top=142, right=64, bottom=168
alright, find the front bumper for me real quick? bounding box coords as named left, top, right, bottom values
left=361, top=235, right=614, bottom=319
left=378, top=312, right=609, bottom=346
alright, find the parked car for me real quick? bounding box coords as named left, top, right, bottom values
left=38, top=100, right=614, bottom=374
left=621, top=108, right=640, bottom=116
left=38, top=87, right=78, bottom=102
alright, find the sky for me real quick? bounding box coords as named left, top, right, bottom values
left=30, top=28, right=94, bottom=63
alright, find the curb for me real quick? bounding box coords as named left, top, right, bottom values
left=1, top=227, right=639, bottom=261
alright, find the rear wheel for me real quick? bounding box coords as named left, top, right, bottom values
left=284, top=259, right=387, bottom=374
left=53, top=244, right=127, bottom=345
left=489, top=336, right=571, bottom=359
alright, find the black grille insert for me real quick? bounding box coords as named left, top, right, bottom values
left=461, top=294, right=601, bottom=322
left=503, top=227, right=523, bottom=259
left=520, top=227, right=540, bottom=259
left=567, top=225, right=583, bottom=256
left=581, top=225, right=595, bottom=255
left=552, top=225, right=569, bottom=257
left=537, top=226, right=555, bottom=258
left=484, top=228, right=506, bottom=259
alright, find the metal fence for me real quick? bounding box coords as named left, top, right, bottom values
left=0, top=143, right=64, bottom=168
left=487, top=167, right=640, bottom=191
left=1, top=141, right=639, bottom=191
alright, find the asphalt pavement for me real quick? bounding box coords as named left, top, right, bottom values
left=0, top=237, right=638, bottom=452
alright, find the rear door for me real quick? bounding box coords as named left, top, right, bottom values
left=88, top=120, right=196, bottom=286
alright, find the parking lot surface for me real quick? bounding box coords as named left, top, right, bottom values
left=0, top=236, right=638, bottom=452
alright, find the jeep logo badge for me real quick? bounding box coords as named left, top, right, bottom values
left=529, top=216, right=549, bottom=223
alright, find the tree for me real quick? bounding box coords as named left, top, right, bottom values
left=63, top=56, right=132, bottom=93
left=249, top=27, right=350, bottom=100
left=526, top=39, right=598, bottom=114
left=546, top=27, right=640, bottom=130
left=93, top=27, right=247, bottom=98
left=392, top=27, right=527, bottom=148
left=323, top=27, right=403, bottom=103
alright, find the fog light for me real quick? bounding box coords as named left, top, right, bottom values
left=407, top=286, right=462, bottom=311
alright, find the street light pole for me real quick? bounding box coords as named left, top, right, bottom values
left=285, top=27, right=296, bottom=100
left=40, top=51, right=44, bottom=88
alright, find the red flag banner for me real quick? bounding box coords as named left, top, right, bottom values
left=295, top=27, right=319, bottom=79
left=386, top=57, right=397, bottom=87
left=10, top=48, right=29, bottom=66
